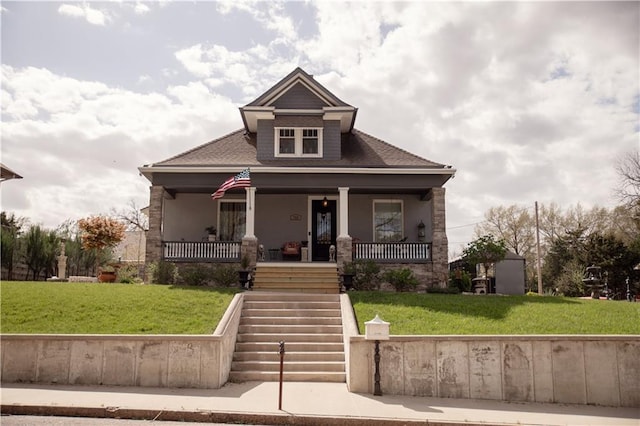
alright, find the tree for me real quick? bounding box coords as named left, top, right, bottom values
left=77, top=216, right=126, bottom=251
left=77, top=216, right=126, bottom=271
left=23, top=225, right=48, bottom=280
left=616, top=149, right=640, bottom=208
left=111, top=200, right=148, bottom=231
left=462, top=235, right=508, bottom=280
left=1, top=212, right=25, bottom=280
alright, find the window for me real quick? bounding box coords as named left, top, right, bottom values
left=278, top=129, right=295, bottom=154
left=373, top=200, right=403, bottom=242
left=275, top=127, right=322, bottom=157
left=302, top=129, right=318, bottom=154
left=219, top=201, right=246, bottom=241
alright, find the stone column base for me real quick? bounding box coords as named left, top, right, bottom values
left=241, top=236, right=258, bottom=268
left=336, top=236, right=353, bottom=271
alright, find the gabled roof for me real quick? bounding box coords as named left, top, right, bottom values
left=150, top=128, right=448, bottom=169
left=0, top=163, right=23, bottom=181
left=245, top=67, right=352, bottom=108
left=240, top=67, right=357, bottom=133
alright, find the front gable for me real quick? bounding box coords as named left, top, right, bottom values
left=269, top=82, right=332, bottom=110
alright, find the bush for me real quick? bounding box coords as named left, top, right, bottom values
left=147, top=260, right=179, bottom=285
left=345, top=260, right=381, bottom=291
left=212, top=263, right=239, bottom=287
left=382, top=268, right=418, bottom=292
left=180, top=264, right=212, bottom=286
left=449, top=269, right=472, bottom=292
left=118, top=264, right=141, bottom=284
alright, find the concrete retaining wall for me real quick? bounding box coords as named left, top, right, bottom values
left=347, top=335, right=640, bottom=407
left=1, top=293, right=244, bottom=389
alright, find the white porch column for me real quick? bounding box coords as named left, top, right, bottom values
left=338, top=187, right=349, bottom=237
left=244, top=186, right=256, bottom=238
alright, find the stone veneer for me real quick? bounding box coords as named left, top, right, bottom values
left=145, top=185, right=165, bottom=265
left=430, top=188, right=448, bottom=288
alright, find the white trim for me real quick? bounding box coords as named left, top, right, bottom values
left=140, top=166, right=456, bottom=176
left=273, top=127, right=323, bottom=158
left=263, top=76, right=335, bottom=107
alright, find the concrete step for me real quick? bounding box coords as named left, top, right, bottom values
left=228, top=371, right=346, bottom=383
left=243, top=301, right=341, bottom=310
left=235, top=342, right=345, bottom=352
left=238, top=324, right=343, bottom=334
left=242, top=308, right=340, bottom=317
left=243, top=293, right=339, bottom=302
left=236, top=333, right=343, bottom=343
left=240, top=316, right=342, bottom=326
left=231, top=360, right=344, bottom=372
left=251, top=287, right=340, bottom=294
left=233, top=351, right=345, bottom=362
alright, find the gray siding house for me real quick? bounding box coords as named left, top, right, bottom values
left=139, top=68, right=455, bottom=288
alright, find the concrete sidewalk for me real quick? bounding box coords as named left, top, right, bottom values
left=1, top=381, right=638, bottom=426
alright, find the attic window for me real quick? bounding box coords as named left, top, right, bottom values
left=275, top=127, right=322, bottom=157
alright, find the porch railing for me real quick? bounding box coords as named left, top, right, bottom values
left=353, top=242, right=431, bottom=263
left=163, top=241, right=241, bottom=262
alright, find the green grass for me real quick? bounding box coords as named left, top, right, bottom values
left=3, top=282, right=638, bottom=335
left=349, top=291, right=640, bottom=335
left=1, top=281, right=240, bottom=334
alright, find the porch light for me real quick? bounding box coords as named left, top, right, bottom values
left=322, top=196, right=328, bottom=208
left=418, top=220, right=426, bottom=241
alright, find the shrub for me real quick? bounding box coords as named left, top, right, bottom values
left=449, top=269, right=472, bottom=292
left=147, top=260, right=179, bottom=285
left=382, top=268, right=418, bottom=292
left=346, top=260, right=381, bottom=291
left=180, top=264, right=212, bottom=286
left=212, top=263, right=239, bottom=287
left=117, top=264, right=141, bottom=284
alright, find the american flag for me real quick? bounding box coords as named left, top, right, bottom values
left=211, top=168, right=251, bottom=200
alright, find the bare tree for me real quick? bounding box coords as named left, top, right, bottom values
left=111, top=199, right=148, bottom=231
left=616, top=149, right=640, bottom=208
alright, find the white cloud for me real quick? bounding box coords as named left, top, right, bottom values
left=58, top=3, right=110, bottom=26
left=134, top=2, right=151, bottom=15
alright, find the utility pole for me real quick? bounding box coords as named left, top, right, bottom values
left=535, top=201, right=543, bottom=294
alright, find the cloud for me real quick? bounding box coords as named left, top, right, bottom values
left=1, top=65, right=238, bottom=228
left=58, top=3, right=110, bottom=26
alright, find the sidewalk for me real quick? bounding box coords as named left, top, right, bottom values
left=1, top=381, right=638, bottom=426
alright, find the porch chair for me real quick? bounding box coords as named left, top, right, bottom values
left=281, top=241, right=301, bottom=261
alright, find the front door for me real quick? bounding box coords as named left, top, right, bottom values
left=311, top=199, right=337, bottom=261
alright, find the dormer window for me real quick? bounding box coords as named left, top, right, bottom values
left=275, top=127, right=323, bottom=157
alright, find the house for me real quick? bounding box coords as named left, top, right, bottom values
left=139, top=68, right=455, bottom=290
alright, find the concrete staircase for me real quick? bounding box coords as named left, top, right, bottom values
left=229, top=292, right=345, bottom=383
left=252, top=263, right=340, bottom=294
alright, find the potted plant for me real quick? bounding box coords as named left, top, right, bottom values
left=238, top=255, right=252, bottom=289
left=98, top=265, right=117, bottom=283
left=205, top=226, right=217, bottom=241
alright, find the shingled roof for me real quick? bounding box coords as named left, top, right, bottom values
left=152, top=128, right=447, bottom=169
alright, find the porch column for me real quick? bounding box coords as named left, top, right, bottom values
left=338, top=187, right=349, bottom=238
left=336, top=187, right=352, bottom=269
left=431, top=187, right=449, bottom=288
left=242, top=186, right=258, bottom=268
left=244, top=186, right=256, bottom=238
left=145, top=185, right=165, bottom=265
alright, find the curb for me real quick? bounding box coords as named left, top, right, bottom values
left=1, top=404, right=511, bottom=426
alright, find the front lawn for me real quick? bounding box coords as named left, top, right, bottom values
left=349, top=291, right=640, bottom=335
left=1, top=281, right=240, bottom=334
left=2, top=282, right=638, bottom=335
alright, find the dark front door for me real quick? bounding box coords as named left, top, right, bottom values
left=311, top=199, right=337, bottom=261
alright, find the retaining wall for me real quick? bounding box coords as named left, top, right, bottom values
left=1, top=293, right=244, bottom=389
left=347, top=335, right=640, bottom=407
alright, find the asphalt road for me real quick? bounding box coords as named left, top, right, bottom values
left=1, top=415, right=267, bottom=425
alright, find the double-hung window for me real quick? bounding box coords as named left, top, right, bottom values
left=275, top=128, right=322, bottom=157
left=218, top=201, right=246, bottom=241
left=373, top=200, right=404, bottom=242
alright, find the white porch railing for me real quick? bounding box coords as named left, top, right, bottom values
left=163, top=241, right=241, bottom=262
left=353, top=242, right=431, bottom=263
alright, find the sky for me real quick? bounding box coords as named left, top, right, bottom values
left=1, top=1, right=639, bottom=256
